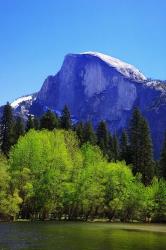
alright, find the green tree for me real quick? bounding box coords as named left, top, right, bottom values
left=96, top=120, right=109, bottom=156
left=129, top=108, right=143, bottom=174
left=13, top=116, right=24, bottom=144
left=60, top=105, right=72, bottom=130
left=0, top=154, right=22, bottom=220
left=112, top=135, right=119, bottom=162
left=129, top=108, right=154, bottom=185
left=140, top=118, right=154, bottom=185
left=34, top=116, right=40, bottom=130
left=0, top=102, right=14, bottom=156
left=159, top=133, right=166, bottom=179
left=75, top=122, right=84, bottom=146
left=83, top=121, right=96, bottom=145
left=120, top=130, right=130, bottom=164
left=40, top=110, right=58, bottom=130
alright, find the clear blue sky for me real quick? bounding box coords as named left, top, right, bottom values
left=0, top=0, right=166, bottom=105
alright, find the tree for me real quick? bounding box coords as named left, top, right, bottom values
left=13, top=116, right=24, bottom=144
left=26, top=115, right=34, bottom=132
left=83, top=121, right=96, bottom=145
left=34, top=116, right=40, bottom=130
left=159, top=133, right=166, bottom=179
left=75, top=122, right=84, bottom=146
left=96, top=121, right=109, bottom=156
left=0, top=102, right=14, bottom=156
left=112, top=135, right=120, bottom=162
left=40, top=110, right=58, bottom=130
left=129, top=108, right=154, bottom=185
left=140, top=118, right=154, bottom=185
left=60, top=105, right=72, bottom=130
left=0, top=154, right=22, bottom=220
left=120, top=130, right=130, bottom=164
left=129, top=108, right=143, bottom=174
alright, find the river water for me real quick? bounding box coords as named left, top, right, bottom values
left=0, top=222, right=165, bottom=250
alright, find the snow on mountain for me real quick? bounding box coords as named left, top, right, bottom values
left=11, top=95, right=33, bottom=108
left=80, top=52, right=147, bottom=81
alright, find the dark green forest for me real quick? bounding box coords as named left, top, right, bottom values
left=0, top=103, right=166, bottom=222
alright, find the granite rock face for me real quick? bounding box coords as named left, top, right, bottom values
left=6, top=52, right=166, bottom=158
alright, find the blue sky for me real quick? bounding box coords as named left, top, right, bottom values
left=0, top=0, right=166, bottom=105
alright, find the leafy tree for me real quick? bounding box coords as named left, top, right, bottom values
left=96, top=120, right=109, bottom=156
left=0, top=154, right=22, bottom=220
left=9, top=129, right=82, bottom=219
left=40, top=110, right=58, bottom=130
left=26, top=115, right=34, bottom=132
left=0, top=102, right=14, bottom=156
left=60, top=105, right=72, bottom=130
left=83, top=121, right=96, bottom=145
left=105, top=162, right=142, bottom=221
left=159, top=133, right=166, bottom=179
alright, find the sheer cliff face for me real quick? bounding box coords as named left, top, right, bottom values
left=37, top=53, right=140, bottom=127
left=11, top=52, right=166, bottom=158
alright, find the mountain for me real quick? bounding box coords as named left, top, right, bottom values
left=2, top=52, right=166, bottom=158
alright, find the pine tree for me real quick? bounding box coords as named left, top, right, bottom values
left=107, top=133, right=119, bottom=162
left=120, top=130, right=130, bottom=164
left=75, top=122, right=84, bottom=146
left=40, top=110, right=58, bottom=131
left=107, top=133, right=113, bottom=161
left=112, top=134, right=120, bottom=162
left=26, top=115, right=34, bottom=132
left=0, top=102, right=14, bottom=156
left=96, top=120, right=109, bottom=156
left=60, top=105, right=72, bottom=130
left=129, top=108, right=154, bottom=185
left=13, top=116, right=24, bottom=144
left=159, top=133, right=166, bottom=179
left=34, top=117, right=40, bottom=130
left=140, top=118, right=154, bottom=185
left=83, top=121, right=96, bottom=145
left=129, top=108, right=143, bottom=175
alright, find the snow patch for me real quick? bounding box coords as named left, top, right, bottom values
left=80, top=52, right=147, bottom=81
left=11, top=95, right=33, bottom=108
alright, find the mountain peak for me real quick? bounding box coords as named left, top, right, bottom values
left=80, top=51, right=147, bottom=81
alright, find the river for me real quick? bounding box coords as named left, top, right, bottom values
left=0, top=222, right=166, bottom=250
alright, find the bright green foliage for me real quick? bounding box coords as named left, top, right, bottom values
left=0, top=102, right=14, bottom=156
left=40, top=110, right=58, bottom=131
left=0, top=154, right=22, bottom=219
left=60, top=105, right=72, bottom=130
left=96, top=121, right=109, bottom=156
left=9, top=129, right=82, bottom=219
left=105, top=162, right=143, bottom=221
left=79, top=144, right=106, bottom=219
left=159, top=133, right=166, bottom=179
left=0, top=127, right=164, bottom=222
